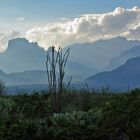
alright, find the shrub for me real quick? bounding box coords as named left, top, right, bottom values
left=0, top=98, right=15, bottom=121
left=0, top=80, right=5, bottom=95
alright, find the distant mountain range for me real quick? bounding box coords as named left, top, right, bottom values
left=86, top=56, right=140, bottom=89
left=0, top=69, right=47, bottom=86
left=0, top=69, right=85, bottom=86
left=0, top=36, right=140, bottom=87
left=66, top=36, right=140, bottom=70
left=105, top=45, right=140, bottom=71
left=1, top=37, right=140, bottom=74
left=0, top=38, right=95, bottom=78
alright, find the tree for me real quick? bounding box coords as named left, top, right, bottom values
left=46, top=46, right=70, bottom=112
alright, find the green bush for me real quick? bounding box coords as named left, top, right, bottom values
left=0, top=98, right=15, bottom=120
left=97, top=93, right=140, bottom=140
left=0, top=89, right=139, bottom=139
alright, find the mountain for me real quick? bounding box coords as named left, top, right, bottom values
left=0, top=69, right=47, bottom=85
left=1, top=37, right=139, bottom=75
left=66, top=37, right=140, bottom=71
left=8, top=70, right=47, bottom=85
left=0, top=69, right=21, bottom=85
left=1, top=37, right=140, bottom=86
left=0, top=69, right=6, bottom=77
left=66, top=60, right=95, bottom=76
left=0, top=38, right=46, bottom=73
left=86, top=56, right=140, bottom=89
left=0, top=69, right=84, bottom=86
left=105, top=45, right=140, bottom=71
left=0, top=38, right=94, bottom=78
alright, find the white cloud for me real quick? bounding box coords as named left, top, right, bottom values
left=25, top=7, right=140, bottom=49
left=124, top=24, right=140, bottom=40
left=17, top=17, right=25, bottom=21
left=0, top=31, right=20, bottom=53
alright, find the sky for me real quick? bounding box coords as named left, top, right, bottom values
left=0, top=0, right=140, bottom=51
left=0, top=0, right=140, bottom=28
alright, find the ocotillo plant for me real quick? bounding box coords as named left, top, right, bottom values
left=46, top=46, right=70, bottom=112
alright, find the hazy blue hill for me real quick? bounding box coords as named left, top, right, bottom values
left=0, top=69, right=85, bottom=86
left=0, top=69, right=6, bottom=77
left=105, top=45, right=140, bottom=71
left=0, top=38, right=46, bottom=73
left=8, top=70, right=47, bottom=85
left=0, top=69, right=46, bottom=85
left=0, top=69, right=22, bottom=85
left=66, top=37, right=140, bottom=71
left=66, top=60, right=96, bottom=76
left=86, top=56, right=140, bottom=89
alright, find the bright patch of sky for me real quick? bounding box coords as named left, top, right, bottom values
left=0, top=0, right=140, bottom=31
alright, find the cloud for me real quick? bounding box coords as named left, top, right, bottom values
left=0, top=31, right=20, bottom=53
left=25, top=7, right=140, bottom=49
left=17, top=17, right=25, bottom=21
left=124, top=24, right=140, bottom=40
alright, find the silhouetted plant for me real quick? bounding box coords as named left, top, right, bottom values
left=46, top=46, right=70, bottom=112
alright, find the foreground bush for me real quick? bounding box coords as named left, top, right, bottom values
left=0, top=90, right=139, bottom=139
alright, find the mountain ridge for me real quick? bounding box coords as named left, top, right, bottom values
left=86, top=56, right=140, bottom=89
left=65, top=36, right=140, bottom=70
left=105, top=45, right=140, bottom=71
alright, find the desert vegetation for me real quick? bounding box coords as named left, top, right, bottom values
left=0, top=81, right=140, bottom=140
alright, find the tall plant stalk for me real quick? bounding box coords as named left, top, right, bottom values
left=46, top=46, right=70, bottom=112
